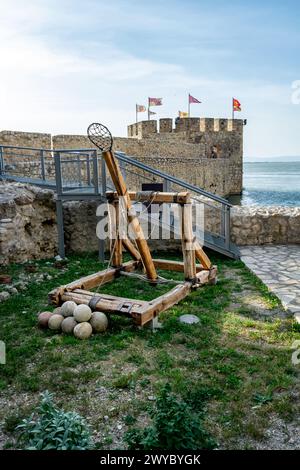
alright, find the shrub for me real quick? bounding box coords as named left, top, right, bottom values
left=125, top=384, right=216, bottom=450
left=17, top=391, right=92, bottom=450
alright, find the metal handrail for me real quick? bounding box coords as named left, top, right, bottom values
left=0, top=143, right=235, bottom=256
left=0, top=145, right=231, bottom=206
left=114, top=151, right=232, bottom=207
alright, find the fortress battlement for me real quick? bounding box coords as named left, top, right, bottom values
left=127, top=117, right=244, bottom=139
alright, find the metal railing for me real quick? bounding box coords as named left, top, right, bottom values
left=114, top=151, right=232, bottom=251
left=0, top=144, right=235, bottom=257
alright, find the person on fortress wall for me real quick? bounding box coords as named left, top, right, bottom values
left=211, top=146, right=218, bottom=159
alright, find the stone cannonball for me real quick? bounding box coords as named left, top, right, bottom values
left=90, top=312, right=108, bottom=333
left=61, top=301, right=77, bottom=317
left=73, top=322, right=92, bottom=340
left=38, top=311, right=53, bottom=329
left=61, top=317, right=77, bottom=334
left=74, top=304, right=92, bottom=323
left=53, top=306, right=63, bottom=315
left=48, top=314, right=64, bottom=330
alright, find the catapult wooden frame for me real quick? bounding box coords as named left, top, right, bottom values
left=49, top=134, right=217, bottom=327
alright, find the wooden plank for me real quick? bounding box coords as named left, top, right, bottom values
left=153, top=259, right=205, bottom=273
left=74, top=289, right=148, bottom=306
left=63, top=260, right=140, bottom=291
left=136, top=282, right=192, bottom=326
left=106, top=190, right=191, bottom=204
left=60, top=290, right=147, bottom=317
left=102, top=150, right=157, bottom=281
left=179, top=203, right=197, bottom=281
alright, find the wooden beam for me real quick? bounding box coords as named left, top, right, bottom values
left=195, top=270, right=210, bottom=285
left=102, top=150, right=157, bottom=282
left=61, top=290, right=147, bottom=318
left=122, top=238, right=141, bottom=261
left=111, top=199, right=123, bottom=267
left=106, top=190, right=191, bottom=204
left=179, top=203, right=197, bottom=281
left=136, top=282, right=192, bottom=326
left=62, top=260, right=140, bottom=292
left=194, top=241, right=212, bottom=270
left=153, top=259, right=205, bottom=273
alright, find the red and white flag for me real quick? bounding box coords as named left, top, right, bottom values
left=136, top=104, right=146, bottom=113
left=233, top=98, right=241, bottom=112
left=189, top=94, right=201, bottom=104
left=148, top=97, right=163, bottom=106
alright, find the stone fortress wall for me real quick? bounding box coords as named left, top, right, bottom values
left=1, top=120, right=298, bottom=265
left=0, top=116, right=244, bottom=197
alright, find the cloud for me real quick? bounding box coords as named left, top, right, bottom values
left=0, top=0, right=299, bottom=157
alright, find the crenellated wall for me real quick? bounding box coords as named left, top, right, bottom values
left=123, top=117, right=244, bottom=196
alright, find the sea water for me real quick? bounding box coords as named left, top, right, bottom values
left=230, top=161, right=300, bottom=206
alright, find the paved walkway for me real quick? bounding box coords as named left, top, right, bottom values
left=240, top=245, right=300, bottom=322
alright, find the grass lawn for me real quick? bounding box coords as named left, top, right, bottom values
left=0, top=251, right=300, bottom=449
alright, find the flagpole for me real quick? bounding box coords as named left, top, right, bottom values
left=232, top=97, right=234, bottom=120
left=136, top=104, right=138, bottom=124
left=148, top=98, right=150, bottom=120
left=188, top=93, right=190, bottom=117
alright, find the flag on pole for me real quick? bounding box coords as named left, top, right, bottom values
left=136, top=104, right=146, bottom=113
left=233, top=98, right=241, bottom=112
left=189, top=94, right=201, bottom=104
left=148, top=97, right=163, bottom=106
left=179, top=111, right=189, bottom=118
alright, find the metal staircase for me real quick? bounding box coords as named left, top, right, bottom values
left=0, top=144, right=240, bottom=259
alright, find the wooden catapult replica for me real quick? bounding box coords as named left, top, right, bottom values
left=49, top=123, right=217, bottom=327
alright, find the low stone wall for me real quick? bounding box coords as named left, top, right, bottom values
left=0, top=182, right=57, bottom=264
left=231, top=206, right=300, bottom=245
left=0, top=183, right=299, bottom=264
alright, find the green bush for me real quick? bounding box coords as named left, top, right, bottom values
left=125, top=384, right=216, bottom=450
left=17, top=391, right=92, bottom=450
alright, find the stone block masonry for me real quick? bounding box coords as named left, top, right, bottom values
left=0, top=182, right=57, bottom=264
left=122, top=117, right=244, bottom=197
left=0, top=182, right=299, bottom=264
left=0, top=116, right=244, bottom=198
left=0, top=130, right=51, bottom=149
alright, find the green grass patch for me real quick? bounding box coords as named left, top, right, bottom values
left=0, top=251, right=299, bottom=449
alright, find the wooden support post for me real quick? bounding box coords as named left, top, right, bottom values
left=179, top=203, right=197, bottom=281
left=111, top=199, right=122, bottom=267
left=194, top=241, right=212, bottom=270
left=153, top=259, right=205, bottom=273
left=122, top=238, right=141, bottom=261
left=102, top=151, right=157, bottom=282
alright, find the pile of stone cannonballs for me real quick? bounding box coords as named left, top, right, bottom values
left=37, top=301, right=108, bottom=339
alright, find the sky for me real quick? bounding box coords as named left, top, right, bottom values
left=0, top=0, right=300, bottom=159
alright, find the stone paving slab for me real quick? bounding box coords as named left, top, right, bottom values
left=240, top=245, right=300, bottom=323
